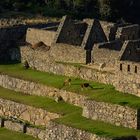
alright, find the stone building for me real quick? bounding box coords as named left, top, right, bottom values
left=2, top=15, right=140, bottom=97
left=24, top=15, right=140, bottom=65
left=2, top=16, right=140, bottom=140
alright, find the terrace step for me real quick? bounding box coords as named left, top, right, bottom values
left=1, top=94, right=140, bottom=140
left=0, top=73, right=139, bottom=129
left=1, top=64, right=140, bottom=129
left=0, top=117, right=139, bottom=140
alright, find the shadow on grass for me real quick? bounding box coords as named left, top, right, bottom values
left=0, top=60, right=21, bottom=65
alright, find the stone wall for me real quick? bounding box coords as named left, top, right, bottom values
left=51, top=44, right=86, bottom=63
left=54, top=16, right=84, bottom=46
left=82, top=99, right=139, bottom=129
left=21, top=46, right=140, bottom=98
left=0, top=23, right=49, bottom=62
left=5, top=119, right=110, bottom=140
left=92, top=41, right=121, bottom=67
left=0, top=74, right=139, bottom=129
left=100, top=21, right=117, bottom=41
left=0, top=118, right=138, bottom=140
left=81, top=19, right=107, bottom=50
left=117, top=61, right=140, bottom=75
left=44, top=121, right=112, bottom=140
left=115, top=61, right=140, bottom=97
left=0, top=74, right=87, bottom=107
left=4, top=120, right=26, bottom=133
left=20, top=46, right=115, bottom=85
left=0, top=98, right=60, bottom=126
left=116, top=24, right=140, bottom=41
left=21, top=44, right=86, bottom=64
left=26, top=28, right=56, bottom=46
left=119, top=40, right=140, bottom=62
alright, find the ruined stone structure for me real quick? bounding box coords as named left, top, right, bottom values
left=18, top=16, right=140, bottom=96
left=19, top=15, right=140, bottom=97
left=1, top=15, right=140, bottom=140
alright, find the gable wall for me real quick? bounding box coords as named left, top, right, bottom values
left=26, top=28, right=56, bottom=46
left=92, top=41, right=121, bottom=67
left=116, top=24, right=140, bottom=41
left=54, top=16, right=85, bottom=46
left=120, top=40, right=140, bottom=62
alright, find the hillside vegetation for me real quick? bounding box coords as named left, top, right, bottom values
left=0, top=0, right=140, bottom=23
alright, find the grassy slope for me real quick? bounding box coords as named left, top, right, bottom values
left=0, top=128, right=39, bottom=140
left=0, top=64, right=140, bottom=109
left=0, top=86, right=81, bottom=115
left=1, top=86, right=140, bottom=138
left=56, top=113, right=140, bottom=138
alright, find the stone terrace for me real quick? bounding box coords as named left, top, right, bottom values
left=1, top=15, right=140, bottom=140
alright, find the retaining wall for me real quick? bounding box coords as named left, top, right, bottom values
left=0, top=74, right=139, bottom=129
left=83, top=100, right=140, bottom=129
left=1, top=118, right=138, bottom=140
left=0, top=74, right=86, bottom=107
left=0, top=98, right=60, bottom=126
left=20, top=46, right=115, bottom=85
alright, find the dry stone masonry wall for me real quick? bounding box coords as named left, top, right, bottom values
left=2, top=15, right=140, bottom=139
left=26, top=28, right=56, bottom=46
left=116, top=24, right=140, bottom=41
left=0, top=22, right=51, bottom=62
left=44, top=121, right=112, bottom=140
left=92, top=42, right=121, bottom=68
left=115, top=61, right=140, bottom=97
left=0, top=74, right=140, bottom=129
left=0, top=74, right=87, bottom=107
left=0, top=118, right=139, bottom=140
left=0, top=98, right=60, bottom=126
left=20, top=46, right=115, bottom=85
left=83, top=100, right=139, bottom=129
left=54, top=15, right=84, bottom=46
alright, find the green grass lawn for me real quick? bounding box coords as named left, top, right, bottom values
left=0, top=128, right=39, bottom=140
left=0, top=64, right=140, bottom=109
left=56, top=112, right=140, bottom=138
left=0, top=86, right=81, bottom=115
left=1, top=86, right=140, bottom=138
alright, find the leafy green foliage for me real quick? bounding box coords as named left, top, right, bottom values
left=0, top=0, right=140, bottom=22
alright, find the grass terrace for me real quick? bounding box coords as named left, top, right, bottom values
left=0, top=64, right=140, bottom=109
left=56, top=113, right=140, bottom=138
left=0, top=128, right=39, bottom=140
left=1, top=86, right=140, bottom=138
left=0, top=86, right=81, bottom=115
